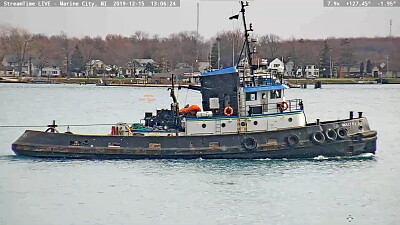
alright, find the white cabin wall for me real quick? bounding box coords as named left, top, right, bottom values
left=185, top=112, right=306, bottom=135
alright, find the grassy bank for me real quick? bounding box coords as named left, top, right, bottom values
left=2, top=76, right=400, bottom=85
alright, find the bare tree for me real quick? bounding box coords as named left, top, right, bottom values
left=2, top=27, right=32, bottom=75
left=259, top=34, right=281, bottom=58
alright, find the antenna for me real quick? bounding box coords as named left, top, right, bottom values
left=389, top=19, right=392, bottom=37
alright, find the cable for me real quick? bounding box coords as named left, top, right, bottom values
left=0, top=123, right=116, bottom=128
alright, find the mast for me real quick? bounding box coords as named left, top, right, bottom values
left=240, top=1, right=254, bottom=76
left=170, top=74, right=179, bottom=135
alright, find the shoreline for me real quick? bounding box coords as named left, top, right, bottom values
left=1, top=76, right=400, bottom=85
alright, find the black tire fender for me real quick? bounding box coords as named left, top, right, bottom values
left=242, top=137, right=257, bottom=151
left=325, top=129, right=337, bottom=141
left=336, top=127, right=348, bottom=140
left=311, top=131, right=325, bottom=145
left=286, top=134, right=300, bottom=147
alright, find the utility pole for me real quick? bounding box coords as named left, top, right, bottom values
left=217, top=37, right=221, bottom=69
left=197, top=2, right=199, bottom=38
left=196, top=2, right=199, bottom=61
left=387, top=54, right=389, bottom=77
left=329, top=48, right=332, bottom=78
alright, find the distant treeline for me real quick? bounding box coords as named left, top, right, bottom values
left=0, top=26, right=399, bottom=74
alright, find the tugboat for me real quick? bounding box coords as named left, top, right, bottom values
left=11, top=1, right=377, bottom=159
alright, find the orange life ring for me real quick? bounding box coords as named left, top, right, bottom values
left=224, top=106, right=234, bottom=116
left=280, top=101, right=289, bottom=111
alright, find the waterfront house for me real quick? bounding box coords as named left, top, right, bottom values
left=339, top=66, right=350, bottom=78
left=304, top=65, right=319, bottom=78
left=378, top=62, right=400, bottom=78
left=36, top=66, right=61, bottom=77
left=197, top=61, right=211, bottom=73
left=371, top=65, right=380, bottom=78
left=296, top=68, right=303, bottom=77
left=0, top=64, right=14, bottom=76
left=131, top=59, right=155, bottom=75
left=348, top=65, right=361, bottom=77
left=1, top=54, right=38, bottom=76
left=267, top=58, right=284, bottom=75
left=86, top=60, right=107, bottom=77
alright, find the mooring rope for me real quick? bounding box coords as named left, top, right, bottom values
left=0, top=123, right=116, bottom=128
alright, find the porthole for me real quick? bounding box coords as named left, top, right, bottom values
left=241, top=122, right=246, bottom=126
left=358, top=125, right=363, bottom=130
left=83, top=139, right=89, bottom=145
left=288, top=118, right=293, bottom=122
left=221, top=123, right=226, bottom=128
left=202, top=124, right=206, bottom=128
left=253, top=121, right=258, bottom=126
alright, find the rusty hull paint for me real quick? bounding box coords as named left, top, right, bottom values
left=11, top=118, right=377, bottom=159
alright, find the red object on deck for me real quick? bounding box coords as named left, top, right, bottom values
left=179, top=105, right=201, bottom=115
left=111, top=126, right=116, bottom=135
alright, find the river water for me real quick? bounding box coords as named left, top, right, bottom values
left=0, top=83, right=399, bottom=225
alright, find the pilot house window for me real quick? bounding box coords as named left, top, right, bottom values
left=270, top=90, right=281, bottom=99
left=246, top=92, right=257, bottom=101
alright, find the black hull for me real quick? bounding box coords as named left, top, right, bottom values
left=12, top=118, right=377, bottom=160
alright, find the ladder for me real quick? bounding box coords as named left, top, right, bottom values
left=215, top=120, right=222, bottom=134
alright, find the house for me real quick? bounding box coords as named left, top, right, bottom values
left=295, top=68, right=303, bottom=77
left=339, top=66, right=350, bottom=78
left=86, top=60, right=107, bottom=76
left=304, top=65, right=319, bottom=78
left=152, top=68, right=194, bottom=84
left=131, top=59, right=155, bottom=75
left=371, top=65, right=380, bottom=78
left=266, top=58, right=284, bottom=75
left=197, top=61, right=211, bottom=73
left=1, top=54, right=38, bottom=76
left=378, top=62, right=400, bottom=78
left=36, top=66, right=61, bottom=77
left=0, top=64, right=14, bottom=76
left=348, top=65, right=361, bottom=77
left=175, top=62, right=192, bottom=70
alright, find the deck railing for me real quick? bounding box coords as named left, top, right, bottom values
left=248, top=98, right=304, bottom=115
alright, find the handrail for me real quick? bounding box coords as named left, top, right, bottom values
left=248, top=99, right=303, bottom=115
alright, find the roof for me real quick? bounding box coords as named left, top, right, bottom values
left=244, top=84, right=289, bottom=93
left=201, top=67, right=237, bottom=77
left=3, top=54, right=39, bottom=64
left=349, top=66, right=360, bottom=73
left=0, top=64, right=13, bottom=70
left=152, top=68, right=193, bottom=78
left=133, top=59, right=155, bottom=65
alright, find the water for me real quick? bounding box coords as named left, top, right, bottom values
left=0, top=83, right=399, bottom=225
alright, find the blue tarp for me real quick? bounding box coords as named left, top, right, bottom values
left=244, top=84, right=289, bottom=92
left=201, top=67, right=237, bottom=77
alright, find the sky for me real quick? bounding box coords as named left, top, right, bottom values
left=0, top=0, right=398, bottom=40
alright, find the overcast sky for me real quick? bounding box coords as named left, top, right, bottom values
left=0, top=0, right=398, bottom=40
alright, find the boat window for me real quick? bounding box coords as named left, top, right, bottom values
left=270, top=90, right=281, bottom=99
left=262, top=93, right=267, bottom=99
left=246, top=92, right=257, bottom=101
